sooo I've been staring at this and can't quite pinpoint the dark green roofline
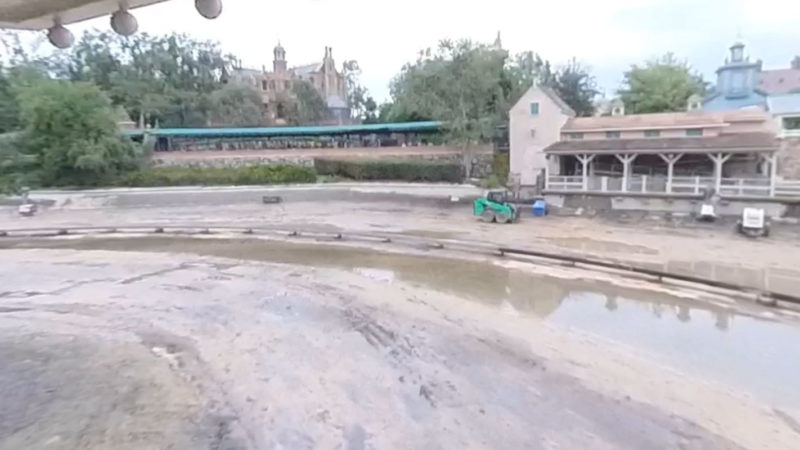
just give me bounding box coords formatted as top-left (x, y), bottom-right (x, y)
top-left (123, 121), bottom-right (442, 138)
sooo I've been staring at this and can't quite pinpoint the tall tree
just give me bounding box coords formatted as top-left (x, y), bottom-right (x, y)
top-left (550, 58), bottom-right (598, 116)
top-left (46, 30), bottom-right (232, 127)
top-left (618, 53), bottom-right (706, 114)
top-left (342, 60), bottom-right (378, 123)
top-left (208, 84), bottom-right (264, 127)
top-left (289, 80), bottom-right (327, 125)
top-left (389, 39), bottom-right (509, 175)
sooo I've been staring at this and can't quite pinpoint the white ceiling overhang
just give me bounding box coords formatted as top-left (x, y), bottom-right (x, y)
top-left (0, 0), bottom-right (169, 30)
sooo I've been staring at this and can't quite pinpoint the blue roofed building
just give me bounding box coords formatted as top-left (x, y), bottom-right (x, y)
top-left (703, 42), bottom-right (768, 111)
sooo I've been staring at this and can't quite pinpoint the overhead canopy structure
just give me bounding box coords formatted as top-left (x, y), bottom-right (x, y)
top-left (0, 0), bottom-right (168, 29)
top-left (124, 121), bottom-right (443, 139)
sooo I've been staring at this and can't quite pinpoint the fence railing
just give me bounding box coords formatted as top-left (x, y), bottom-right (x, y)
top-left (546, 175), bottom-right (794, 198)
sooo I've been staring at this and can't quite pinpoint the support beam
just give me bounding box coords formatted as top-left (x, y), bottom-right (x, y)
top-left (658, 153), bottom-right (684, 194)
top-left (707, 153), bottom-right (732, 194)
top-left (761, 152), bottom-right (778, 197)
top-left (576, 154), bottom-right (595, 191)
top-left (614, 154), bottom-right (637, 192)
top-left (544, 155), bottom-right (551, 191)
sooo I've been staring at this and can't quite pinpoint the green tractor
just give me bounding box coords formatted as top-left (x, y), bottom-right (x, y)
top-left (474, 189), bottom-right (518, 223)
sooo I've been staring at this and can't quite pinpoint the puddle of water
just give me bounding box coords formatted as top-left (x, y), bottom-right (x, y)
top-left (3, 236), bottom-right (800, 410)
top-left (641, 260), bottom-right (800, 298)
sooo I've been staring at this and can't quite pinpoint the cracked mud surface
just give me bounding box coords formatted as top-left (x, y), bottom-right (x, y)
top-left (1, 247), bottom-right (798, 449)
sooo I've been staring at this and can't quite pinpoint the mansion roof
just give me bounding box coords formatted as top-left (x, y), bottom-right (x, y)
top-left (544, 132), bottom-right (777, 155)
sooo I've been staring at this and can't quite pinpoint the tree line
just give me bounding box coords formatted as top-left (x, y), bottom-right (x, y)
top-left (0, 29), bottom-right (762, 191)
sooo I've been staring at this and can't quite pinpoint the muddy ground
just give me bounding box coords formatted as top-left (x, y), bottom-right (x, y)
top-left (2, 247), bottom-right (799, 449)
top-left (2, 189), bottom-right (800, 448)
top-left (3, 197), bottom-right (800, 295)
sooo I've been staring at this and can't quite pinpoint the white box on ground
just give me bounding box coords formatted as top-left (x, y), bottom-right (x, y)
top-left (742, 208), bottom-right (765, 229)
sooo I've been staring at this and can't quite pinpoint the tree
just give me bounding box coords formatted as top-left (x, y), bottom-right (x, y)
top-left (550, 58), bottom-right (598, 116)
top-left (389, 40), bottom-right (509, 175)
top-left (289, 80), bottom-right (327, 125)
top-left (208, 84), bottom-right (264, 127)
top-left (342, 60), bottom-right (378, 123)
top-left (46, 30), bottom-right (232, 127)
top-left (17, 80), bottom-right (142, 187)
top-left (0, 66), bottom-right (20, 133)
top-left (618, 53), bottom-right (706, 114)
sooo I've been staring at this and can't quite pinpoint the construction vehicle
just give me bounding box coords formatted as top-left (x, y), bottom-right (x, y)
top-left (474, 189), bottom-right (518, 223)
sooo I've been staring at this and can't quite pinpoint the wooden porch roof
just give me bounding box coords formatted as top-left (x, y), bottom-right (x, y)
top-left (543, 133), bottom-right (778, 155)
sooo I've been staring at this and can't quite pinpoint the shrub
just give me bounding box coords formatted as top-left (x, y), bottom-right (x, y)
top-left (314, 158), bottom-right (463, 183)
top-left (17, 80), bottom-right (144, 187)
top-left (492, 153), bottom-right (509, 185)
top-left (118, 164), bottom-right (316, 187)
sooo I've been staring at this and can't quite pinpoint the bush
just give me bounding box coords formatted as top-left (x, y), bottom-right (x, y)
top-left (118, 165), bottom-right (317, 187)
top-left (314, 158), bottom-right (463, 183)
top-left (492, 153), bottom-right (509, 185)
top-left (17, 80), bottom-right (144, 187)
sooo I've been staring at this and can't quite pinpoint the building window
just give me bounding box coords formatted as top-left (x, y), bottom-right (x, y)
top-left (644, 130), bottom-right (661, 138)
top-left (566, 132), bottom-right (584, 140)
top-left (530, 102), bottom-right (539, 115)
top-left (269, 81), bottom-right (276, 90)
top-left (686, 129), bottom-right (703, 137)
top-left (530, 129), bottom-right (536, 138)
top-left (606, 131), bottom-right (620, 139)
top-left (261, 80), bottom-right (267, 91)
top-left (784, 117), bottom-right (800, 130)
top-left (285, 81), bottom-right (291, 90)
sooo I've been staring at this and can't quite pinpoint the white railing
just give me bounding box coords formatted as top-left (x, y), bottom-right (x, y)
top-left (779, 129), bottom-right (800, 139)
top-left (546, 175), bottom-right (792, 198)
top-left (775, 180), bottom-right (800, 197)
top-left (547, 175), bottom-right (584, 191)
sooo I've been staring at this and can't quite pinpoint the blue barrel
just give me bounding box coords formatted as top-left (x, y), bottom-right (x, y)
top-left (532, 200), bottom-right (547, 217)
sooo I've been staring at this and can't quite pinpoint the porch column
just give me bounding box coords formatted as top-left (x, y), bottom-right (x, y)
top-left (614, 154), bottom-right (637, 192)
top-left (707, 152), bottom-right (732, 194)
top-left (576, 154), bottom-right (595, 191)
top-left (658, 153), bottom-right (684, 194)
top-left (544, 154), bottom-right (551, 191)
top-left (762, 152), bottom-right (778, 197)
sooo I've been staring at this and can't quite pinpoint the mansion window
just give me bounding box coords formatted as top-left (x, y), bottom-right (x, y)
top-left (566, 132), bottom-right (584, 140)
top-left (261, 80), bottom-right (267, 91)
top-left (644, 130), bottom-right (661, 138)
top-left (605, 131), bottom-right (620, 138)
top-left (530, 102), bottom-right (539, 115)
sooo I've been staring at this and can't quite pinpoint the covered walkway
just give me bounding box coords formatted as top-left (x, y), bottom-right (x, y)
top-left (542, 133), bottom-right (794, 198)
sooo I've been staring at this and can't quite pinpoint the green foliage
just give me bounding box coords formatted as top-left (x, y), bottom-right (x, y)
top-left (17, 79), bottom-right (143, 187)
top-left (491, 153), bottom-right (509, 184)
top-left (290, 80), bottom-right (327, 125)
top-left (343, 60), bottom-right (377, 122)
top-left (618, 53), bottom-right (707, 114)
top-left (314, 158), bottom-right (463, 183)
top-left (0, 132), bottom-right (39, 193)
top-left (47, 30), bottom-right (233, 127)
top-left (388, 40), bottom-right (509, 147)
top-left (208, 84), bottom-right (264, 127)
top-left (119, 165), bottom-right (316, 187)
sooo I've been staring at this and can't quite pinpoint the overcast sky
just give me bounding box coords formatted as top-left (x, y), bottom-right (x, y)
top-left (64, 0), bottom-right (800, 102)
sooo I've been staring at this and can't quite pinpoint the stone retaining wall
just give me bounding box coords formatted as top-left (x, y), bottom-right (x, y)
top-left (151, 146), bottom-right (495, 178)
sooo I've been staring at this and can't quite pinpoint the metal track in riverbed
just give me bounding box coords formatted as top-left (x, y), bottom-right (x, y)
top-left (1, 224), bottom-right (796, 307)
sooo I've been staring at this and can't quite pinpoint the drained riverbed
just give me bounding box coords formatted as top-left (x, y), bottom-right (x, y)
top-left (1, 236), bottom-right (799, 448)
